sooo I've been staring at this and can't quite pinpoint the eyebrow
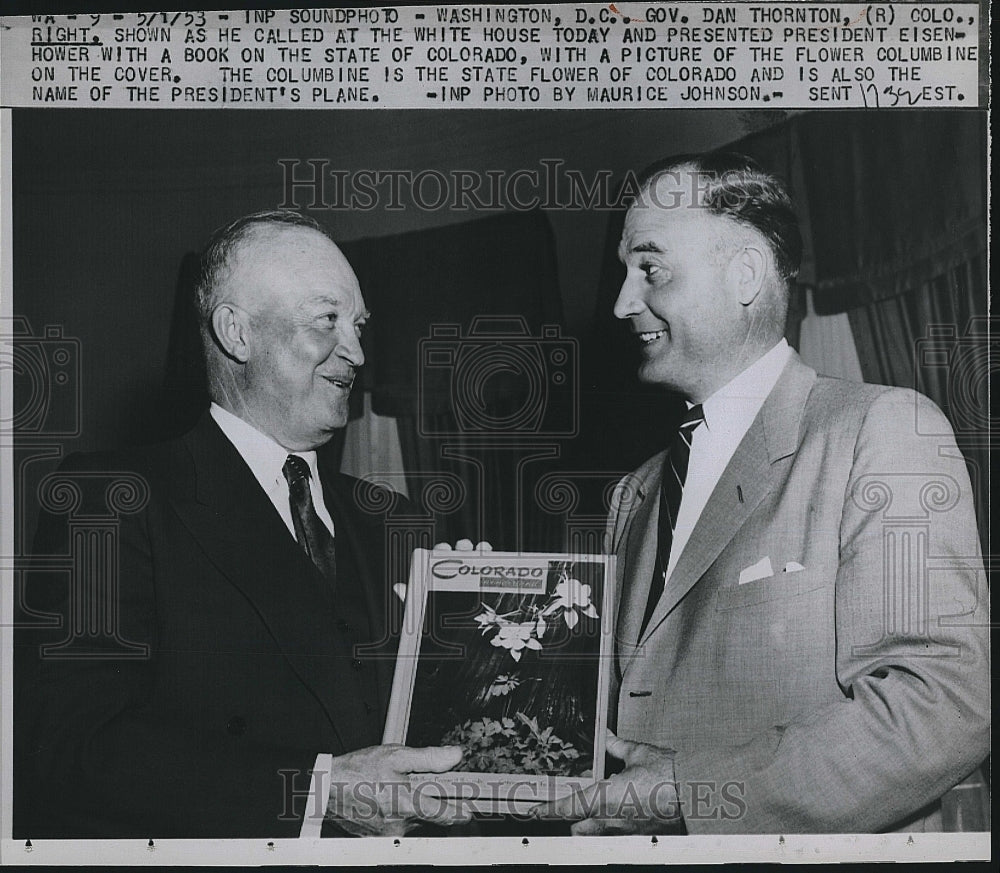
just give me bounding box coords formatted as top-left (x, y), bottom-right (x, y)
top-left (301, 296), bottom-right (370, 319)
top-left (302, 295), bottom-right (339, 308)
top-left (618, 239), bottom-right (666, 261)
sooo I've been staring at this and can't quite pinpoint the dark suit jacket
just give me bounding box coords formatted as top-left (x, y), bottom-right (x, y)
top-left (609, 354), bottom-right (990, 833)
top-left (15, 414), bottom-right (418, 838)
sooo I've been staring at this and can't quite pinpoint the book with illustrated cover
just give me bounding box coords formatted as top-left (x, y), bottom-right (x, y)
top-left (384, 548), bottom-right (615, 813)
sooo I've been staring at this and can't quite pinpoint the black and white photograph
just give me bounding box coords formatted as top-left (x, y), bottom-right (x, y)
top-left (0, 1), bottom-right (991, 865)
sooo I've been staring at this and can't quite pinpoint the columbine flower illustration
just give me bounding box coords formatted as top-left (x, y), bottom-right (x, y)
top-left (472, 563), bottom-right (599, 661)
top-left (490, 622), bottom-right (542, 661)
top-left (474, 604), bottom-right (499, 632)
top-left (543, 576), bottom-right (599, 629)
top-left (486, 674), bottom-right (521, 697)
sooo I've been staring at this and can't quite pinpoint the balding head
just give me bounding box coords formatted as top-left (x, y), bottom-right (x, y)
top-left (615, 154), bottom-right (801, 401)
top-left (635, 152), bottom-right (801, 292)
top-left (196, 210), bottom-right (334, 331)
top-left (196, 211), bottom-right (368, 450)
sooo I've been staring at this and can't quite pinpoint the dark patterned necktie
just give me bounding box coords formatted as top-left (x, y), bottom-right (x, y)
top-left (638, 404), bottom-right (705, 638)
top-left (282, 454), bottom-right (337, 588)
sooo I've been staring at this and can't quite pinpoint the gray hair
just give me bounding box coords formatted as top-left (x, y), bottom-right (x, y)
top-left (635, 152), bottom-right (802, 283)
top-left (194, 209), bottom-right (332, 333)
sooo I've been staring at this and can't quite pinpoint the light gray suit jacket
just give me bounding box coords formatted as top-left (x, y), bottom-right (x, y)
top-left (609, 353), bottom-right (989, 833)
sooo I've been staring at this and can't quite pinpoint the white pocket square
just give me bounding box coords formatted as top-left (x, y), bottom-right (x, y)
top-left (783, 561), bottom-right (805, 573)
top-left (738, 556), bottom-right (773, 585)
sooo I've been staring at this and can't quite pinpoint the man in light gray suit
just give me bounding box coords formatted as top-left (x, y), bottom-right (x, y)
top-left (534, 153), bottom-right (989, 834)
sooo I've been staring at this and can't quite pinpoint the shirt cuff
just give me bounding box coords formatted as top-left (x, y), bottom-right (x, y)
top-left (299, 753), bottom-right (333, 838)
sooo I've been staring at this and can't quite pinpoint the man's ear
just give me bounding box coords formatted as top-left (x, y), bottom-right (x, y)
top-left (211, 302), bottom-right (252, 363)
top-left (731, 244), bottom-right (768, 306)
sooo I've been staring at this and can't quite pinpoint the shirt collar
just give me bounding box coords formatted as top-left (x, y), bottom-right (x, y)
top-left (695, 339), bottom-right (793, 437)
top-left (209, 402), bottom-right (320, 489)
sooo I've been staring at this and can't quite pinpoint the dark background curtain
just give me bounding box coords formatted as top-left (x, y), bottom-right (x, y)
top-left (792, 112), bottom-right (989, 557)
top-left (847, 261), bottom-right (989, 550)
top-left (342, 210), bottom-right (569, 550)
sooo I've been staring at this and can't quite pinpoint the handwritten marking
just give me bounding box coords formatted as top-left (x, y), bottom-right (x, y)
top-left (845, 6), bottom-right (870, 28)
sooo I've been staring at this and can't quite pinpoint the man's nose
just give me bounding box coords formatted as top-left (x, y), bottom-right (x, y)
top-left (613, 275), bottom-right (644, 320)
top-left (336, 331), bottom-right (365, 368)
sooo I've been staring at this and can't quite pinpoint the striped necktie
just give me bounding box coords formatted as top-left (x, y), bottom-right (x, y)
top-left (282, 454), bottom-right (338, 588)
top-left (639, 404), bottom-right (705, 638)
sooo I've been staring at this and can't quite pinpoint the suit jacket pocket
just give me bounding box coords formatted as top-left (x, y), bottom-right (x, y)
top-left (715, 569), bottom-right (826, 611)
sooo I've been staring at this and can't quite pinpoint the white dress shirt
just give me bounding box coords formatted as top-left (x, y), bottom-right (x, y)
top-left (209, 403), bottom-right (335, 538)
top-left (664, 339), bottom-right (793, 582)
top-left (208, 403), bottom-right (335, 837)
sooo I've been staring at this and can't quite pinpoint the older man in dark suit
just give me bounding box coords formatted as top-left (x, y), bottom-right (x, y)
top-left (15, 211), bottom-right (471, 838)
top-left (535, 154), bottom-right (989, 834)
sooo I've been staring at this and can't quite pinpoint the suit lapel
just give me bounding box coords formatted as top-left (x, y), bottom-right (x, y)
top-left (169, 414), bottom-right (357, 751)
top-left (631, 356), bottom-right (818, 647)
top-left (637, 424), bottom-right (772, 644)
top-left (319, 471), bottom-right (400, 718)
top-left (615, 463), bottom-right (660, 657)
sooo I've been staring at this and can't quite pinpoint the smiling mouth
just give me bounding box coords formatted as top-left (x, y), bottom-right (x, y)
top-left (637, 328), bottom-right (667, 345)
top-left (323, 376), bottom-right (354, 390)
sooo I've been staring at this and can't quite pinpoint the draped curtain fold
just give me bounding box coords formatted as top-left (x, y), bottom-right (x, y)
top-left (793, 112), bottom-right (986, 313)
top-left (797, 289), bottom-right (864, 382)
top-left (845, 256), bottom-right (989, 553)
top-left (790, 112), bottom-right (989, 555)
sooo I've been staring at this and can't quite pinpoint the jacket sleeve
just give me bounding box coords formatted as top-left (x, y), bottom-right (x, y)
top-left (672, 389), bottom-right (990, 833)
top-left (15, 453), bottom-right (320, 839)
